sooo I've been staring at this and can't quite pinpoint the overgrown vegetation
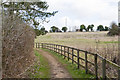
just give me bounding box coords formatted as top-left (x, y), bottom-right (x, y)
top-left (107, 22), bottom-right (120, 36)
top-left (42, 48), bottom-right (95, 78)
top-left (2, 1), bottom-right (57, 78)
top-left (2, 15), bottom-right (35, 78)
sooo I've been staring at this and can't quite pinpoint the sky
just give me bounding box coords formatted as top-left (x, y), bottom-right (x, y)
top-left (41, 0), bottom-right (119, 31)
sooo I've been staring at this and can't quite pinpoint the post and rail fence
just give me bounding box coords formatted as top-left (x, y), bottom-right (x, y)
top-left (35, 43), bottom-right (120, 79)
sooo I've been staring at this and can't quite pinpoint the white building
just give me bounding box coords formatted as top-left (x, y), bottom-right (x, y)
top-left (118, 1), bottom-right (120, 26)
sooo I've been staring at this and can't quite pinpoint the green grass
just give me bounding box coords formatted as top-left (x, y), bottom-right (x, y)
top-left (101, 41), bottom-right (119, 44)
top-left (27, 50), bottom-right (50, 78)
top-left (42, 48), bottom-right (95, 78)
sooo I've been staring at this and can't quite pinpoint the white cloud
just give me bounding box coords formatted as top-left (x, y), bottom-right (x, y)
top-left (42, 0), bottom-right (119, 31)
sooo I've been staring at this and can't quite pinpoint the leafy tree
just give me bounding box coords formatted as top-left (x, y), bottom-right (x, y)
top-left (34, 27), bottom-right (48, 36)
top-left (87, 24), bottom-right (94, 32)
top-left (104, 26), bottom-right (109, 31)
top-left (107, 22), bottom-right (120, 36)
top-left (34, 29), bottom-right (41, 36)
top-left (80, 24), bottom-right (86, 32)
top-left (2, 2), bottom-right (58, 28)
top-left (90, 24), bottom-right (94, 31)
top-left (87, 25), bottom-right (91, 31)
top-left (50, 26), bottom-right (59, 32)
top-left (41, 27), bottom-right (45, 31)
top-left (45, 30), bottom-right (48, 34)
top-left (62, 27), bottom-right (67, 32)
top-left (97, 25), bottom-right (104, 31)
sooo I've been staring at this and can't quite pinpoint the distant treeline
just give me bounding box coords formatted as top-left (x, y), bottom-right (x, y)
top-left (34, 22), bottom-right (120, 36)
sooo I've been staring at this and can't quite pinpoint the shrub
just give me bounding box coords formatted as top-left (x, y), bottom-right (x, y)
top-left (107, 22), bottom-right (120, 36)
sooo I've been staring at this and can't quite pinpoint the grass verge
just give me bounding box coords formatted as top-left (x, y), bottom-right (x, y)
top-left (26, 50), bottom-right (50, 78)
top-left (42, 48), bottom-right (95, 78)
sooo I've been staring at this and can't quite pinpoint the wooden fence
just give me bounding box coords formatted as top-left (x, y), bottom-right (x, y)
top-left (36, 43), bottom-right (120, 79)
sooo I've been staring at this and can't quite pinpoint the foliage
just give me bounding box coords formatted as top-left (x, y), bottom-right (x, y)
top-left (2, 15), bottom-right (35, 78)
top-left (2, 1), bottom-right (58, 28)
top-left (50, 26), bottom-right (60, 32)
top-left (97, 25), bottom-right (104, 31)
top-left (87, 24), bottom-right (94, 32)
top-left (80, 24), bottom-right (87, 32)
top-left (62, 27), bottom-right (68, 32)
top-left (34, 27), bottom-right (48, 37)
top-left (104, 26), bottom-right (109, 31)
top-left (107, 22), bottom-right (120, 36)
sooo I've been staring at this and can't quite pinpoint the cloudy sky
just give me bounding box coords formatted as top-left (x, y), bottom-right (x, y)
top-left (42, 0), bottom-right (119, 31)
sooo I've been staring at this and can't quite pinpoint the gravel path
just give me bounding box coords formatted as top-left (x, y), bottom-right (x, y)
top-left (36, 49), bottom-right (71, 78)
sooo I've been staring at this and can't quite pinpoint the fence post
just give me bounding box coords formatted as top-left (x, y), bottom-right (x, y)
top-left (61, 46), bottom-right (62, 56)
top-left (64, 46), bottom-right (65, 59)
top-left (56, 45), bottom-right (57, 52)
top-left (56, 45), bottom-right (58, 53)
top-left (77, 49), bottom-right (79, 69)
top-left (94, 54), bottom-right (98, 79)
top-left (72, 48), bottom-right (74, 64)
top-left (52, 44), bottom-right (54, 51)
top-left (68, 47), bottom-right (69, 61)
top-left (38, 43), bottom-right (40, 48)
top-left (58, 45), bottom-right (59, 53)
top-left (36, 43), bottom-right (37, 48)
top-left (102, 59), bottom-right (106, 79)
top-left (49, 44), bottom-right (51, 51)
top-left (54, 44), bottom-right (55, 52)
top-left (42, 43), bottom-right (43, 48)
top-left (85, 51), bottom-right (88, 74)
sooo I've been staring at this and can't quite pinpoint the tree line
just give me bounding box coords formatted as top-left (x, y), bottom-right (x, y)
top-left (49, 24), bottom-right (109, 33)
top-left (34, 22), bottom-right (119, 36)
top-left (79, 24), bottom-right (109, 32)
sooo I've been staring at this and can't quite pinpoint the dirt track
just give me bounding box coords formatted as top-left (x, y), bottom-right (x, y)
top-left (36, 49), bottom-right (71, 78)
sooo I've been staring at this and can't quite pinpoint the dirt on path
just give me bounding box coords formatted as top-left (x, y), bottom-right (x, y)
top-left (36, 49), bottom-right (71, 78)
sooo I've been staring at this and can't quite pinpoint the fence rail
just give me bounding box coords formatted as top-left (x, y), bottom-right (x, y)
top-left (36, 43), bottom-right (120, 79)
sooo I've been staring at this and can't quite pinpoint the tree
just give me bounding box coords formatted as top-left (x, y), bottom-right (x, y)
top-left (90, 24), bottom-right (94, 31)
top-left (50, 26), bottom-right (59, 32)
top-left (34, 27), bottom-right (48, 36)
top-left (97, 25), bottom-right (104, 31)
top-left (80, 24), bottom-right (86, 32)
top-left (87, 25), bottom-right (91, 31)
top-left (62, 27), bottom-right (67, 32)
top-left (2, 1), bottom-right (58, 28)
top-left (34, 29), bottom-right (41, 36)
top-left (104, 26), bottom-right (109, 31)
top-left (41, 27), bottom-right (45, 31)
top-left (107, 22), bottom-right (120, 36)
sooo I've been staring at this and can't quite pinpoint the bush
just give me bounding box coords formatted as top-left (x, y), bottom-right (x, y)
top-left (2, 15), bottom-right (35, 78)
top-left (107, 22), bottom-right (120, 36)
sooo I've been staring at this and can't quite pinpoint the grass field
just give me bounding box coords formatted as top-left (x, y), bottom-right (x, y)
top-left (35, 31), bottom-right (118, 78)
top-left (35, 31), bottom-right (118, 62)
